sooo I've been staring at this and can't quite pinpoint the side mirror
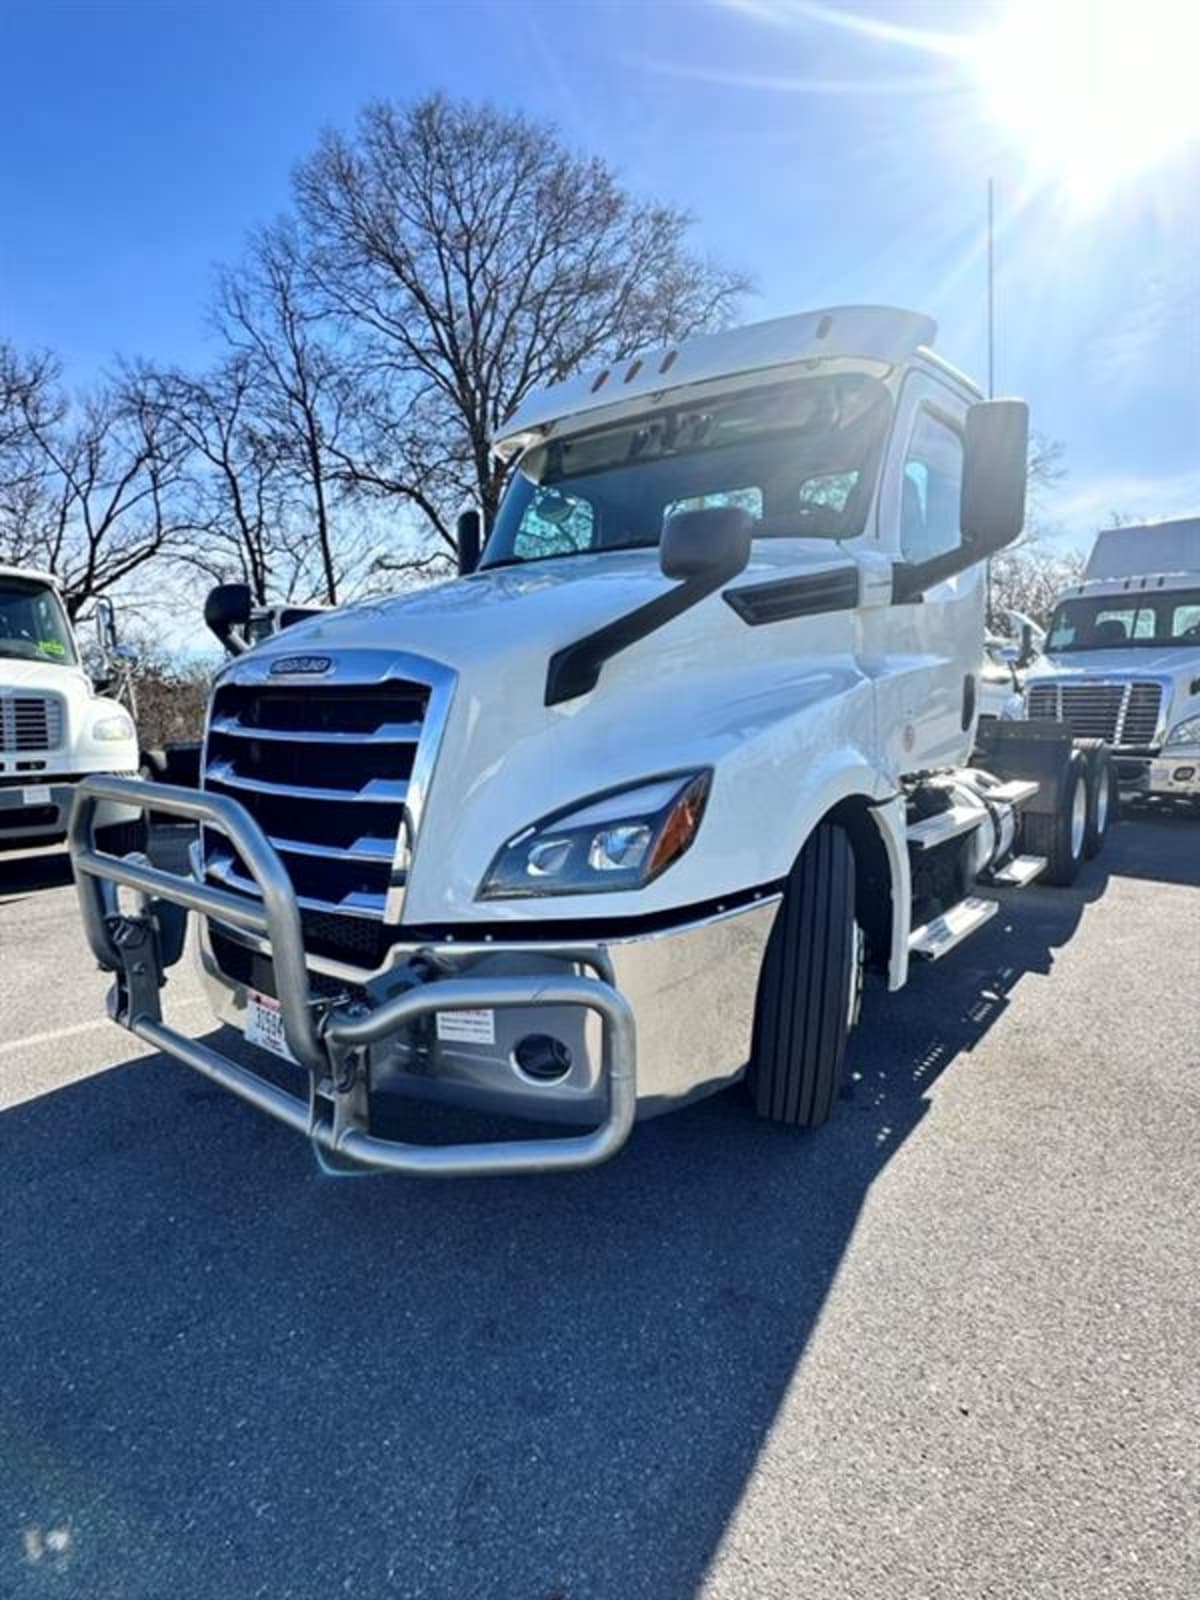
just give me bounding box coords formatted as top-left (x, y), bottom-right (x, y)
top-left (660, 504), bottom-right (754, 583)
top-left (457, 508), bottom-right (482, 576)
top-left (962, 399), bottom-right (1029, 556)
top-left (94, 597), bottom-right (118, 657)
top-left (1016, 620), bottom-right (1038, 669)
top-left (204, 582), bottom-right (254, 655)
top-left (894, 399), bottom-right (1029, 603)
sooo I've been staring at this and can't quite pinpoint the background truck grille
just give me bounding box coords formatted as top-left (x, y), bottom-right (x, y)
top-left (0, 694), bottom-right (64, 753)
top-left (202, 673), bottom-right (445, 967)
top-left (1026, 681), bottom-right (1163, 749)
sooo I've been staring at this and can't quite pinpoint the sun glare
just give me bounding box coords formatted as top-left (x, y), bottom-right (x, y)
top-left (975, 0), bottom-right (1200, 212)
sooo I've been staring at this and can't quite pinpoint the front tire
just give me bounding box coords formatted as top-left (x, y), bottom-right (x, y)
top-left (747, 823), bottom-right (858, 1129)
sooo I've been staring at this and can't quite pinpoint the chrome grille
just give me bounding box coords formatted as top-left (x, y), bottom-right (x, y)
top-left (0, 694), bottom-right (64, 753)
top-left (201, 657), bottom-right (453, 969)
top-left (1025, 680), bottom-right (1164, 749)
top-left (1121, 682), bottom-right (1163, 747)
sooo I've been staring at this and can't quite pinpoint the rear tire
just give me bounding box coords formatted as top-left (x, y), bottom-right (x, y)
top-left (747, 823), bottom-right (858, 1129)
top-left (1023, 749), bottom-right (1088, 886)
top-left (1078, 740), bottom-right (1114, 858)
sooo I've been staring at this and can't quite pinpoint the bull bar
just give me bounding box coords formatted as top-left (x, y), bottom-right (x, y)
top-left (68, 775), bottom-right (637, 1177)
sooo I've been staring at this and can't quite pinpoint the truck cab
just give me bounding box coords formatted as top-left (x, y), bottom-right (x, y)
top-left (1025, 518), bottom-right (1200, 805)
top-left (0, 567), bottom-right (142, 852)
top-left (69, 306), bottom-right (1104, 1178)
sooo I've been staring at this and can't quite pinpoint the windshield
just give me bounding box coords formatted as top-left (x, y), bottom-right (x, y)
top-left (483, 372), bottom-right (892, 567)
top-left (0, 578), bottom-right (78, 666)
top-left (1047, 591), bottom-right (1200, 652)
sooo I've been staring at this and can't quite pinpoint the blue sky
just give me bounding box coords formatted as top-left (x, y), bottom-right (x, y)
top-left (4, 0), bottom-right (1199, 543)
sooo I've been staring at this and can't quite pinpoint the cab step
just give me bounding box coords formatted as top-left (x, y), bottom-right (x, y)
top-left (909, 895), bottom-right (998, 961)
top-left (980, 777), bottom-right (1039, 807)
top-left (986, 853), bottom-right (1047, 888)
top-left (906, 803), bottom-right (984, 850)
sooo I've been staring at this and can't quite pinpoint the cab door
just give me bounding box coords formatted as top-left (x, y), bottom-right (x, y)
top-left (859, 373), bottom-right (985, 781)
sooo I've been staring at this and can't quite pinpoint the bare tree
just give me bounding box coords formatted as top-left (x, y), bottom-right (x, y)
top-left (293, 95), bottom-right (749, 549)
top-left (214, 224), bottom-right (365, 603)
top-left (0, 353), bottom-right (193, 616)
top-left (131, 357), bottom-right (292, 604)
top-left (989, 434), bottom-right (1079, 628)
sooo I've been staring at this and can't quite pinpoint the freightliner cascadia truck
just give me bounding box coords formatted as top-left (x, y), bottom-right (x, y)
top-left (1026, 517), bottom-right (1200, 808)
top-left (69, 306), bottom-right (1112, 1178)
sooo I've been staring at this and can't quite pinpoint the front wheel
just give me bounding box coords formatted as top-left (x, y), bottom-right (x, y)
top-left (747, 823), bottom-right (859, 1129)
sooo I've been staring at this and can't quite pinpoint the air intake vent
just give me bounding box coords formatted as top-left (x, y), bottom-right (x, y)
top-left (0, 695), bottom-right (64, 753)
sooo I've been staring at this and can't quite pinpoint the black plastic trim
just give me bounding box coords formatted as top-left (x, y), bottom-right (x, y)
top-left (723, 567), bottom-right (860, 626)
top-left (545, 567), bottom-right (733, 706)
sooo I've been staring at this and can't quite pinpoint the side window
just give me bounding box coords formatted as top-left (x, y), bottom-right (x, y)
top-left (797, 470), bottom-right (858, 513)
top-left (513, 487), bottom-right (595, 560)
top-left (664, 486), bottom-right (762, 520)
top-left (901, 409), bottom-right (964, 563)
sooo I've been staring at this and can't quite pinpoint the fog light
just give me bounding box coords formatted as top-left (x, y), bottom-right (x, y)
top-left (1173, 767), bottom-right (1195, 782)
top-left (513, 1034), bottom-right (573, 1083)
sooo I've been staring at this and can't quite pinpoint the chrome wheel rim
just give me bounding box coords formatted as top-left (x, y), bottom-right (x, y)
top-left (1095, 770), bottom-right (1110, 835)
top-left (1071, 777), bottom-right (1087, 858)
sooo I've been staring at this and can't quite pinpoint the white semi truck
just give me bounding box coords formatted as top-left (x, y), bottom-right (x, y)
top-left (1025, 517), bottom-right (1200, 807)
top-left (70, 306), bottom-right (1111, 1177)
top-left (0, 567), bottom-right (143, 853)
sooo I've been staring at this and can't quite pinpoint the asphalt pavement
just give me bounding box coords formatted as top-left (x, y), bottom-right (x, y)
top-left (1, 813), bottom-right (1197, 1599)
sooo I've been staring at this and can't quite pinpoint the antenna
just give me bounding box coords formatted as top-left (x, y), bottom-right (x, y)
top-left (987, 177), bottom-right (995, 400)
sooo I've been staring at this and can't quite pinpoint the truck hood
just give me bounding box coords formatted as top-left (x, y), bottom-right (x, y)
top-left (221, 541), bottom-right (887, 923)
top-left (242, 544), bottom-right (857, 679)
top-left (0, 657), bottom-right (87, 694)
top-left (1031, 646), bottom-right (1200, 680)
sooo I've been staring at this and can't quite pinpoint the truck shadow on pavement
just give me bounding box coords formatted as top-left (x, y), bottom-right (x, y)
top-left (0, 845), bottom-right (73, 901)
top-left (1, 850), bottom-right (1115, 1600)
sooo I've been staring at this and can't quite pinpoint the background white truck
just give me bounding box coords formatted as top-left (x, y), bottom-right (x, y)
top-left (70, 305), bottom-right (1111, 1177)
top-left (0, 567), bottom-right (143, 852)
top-left (1026, 517), bottom-right (1200, 807)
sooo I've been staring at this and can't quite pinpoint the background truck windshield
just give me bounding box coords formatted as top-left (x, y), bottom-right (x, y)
top-left (0, 578), bottom-right (79, 666)
top-left (1047, 591), bottom-right (1200, 651)
top-left (483, 371), bottom-right (892, 567)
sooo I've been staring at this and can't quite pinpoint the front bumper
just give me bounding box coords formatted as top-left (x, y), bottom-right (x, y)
top-left (0, 774), bottom-right (138, 844)
top-left (1114, 752), bottom-right (1200, 801)
top-left (69, 775), bottom-right (778, 1177)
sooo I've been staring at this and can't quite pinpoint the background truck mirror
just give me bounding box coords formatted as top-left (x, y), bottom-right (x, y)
top-left (94, 596), bottom-right (119, 657)
top-left (204, 582), bottom-right (254, 655)
top-left (457, 508), bottom-right (482, 575)
top-left (961, 399), bottom-right (1029, 556)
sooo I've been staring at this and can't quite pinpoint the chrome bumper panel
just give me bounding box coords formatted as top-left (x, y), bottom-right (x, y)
top-left (0, 776), bottom-right (139, 842)
top-left (69, 776), bottom-right (773, 1176)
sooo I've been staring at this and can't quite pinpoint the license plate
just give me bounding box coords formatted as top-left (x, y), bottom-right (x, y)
top-left (22, 785), bottom-right (52, 805)
top-left (244, 990), bottom-right (295, 1063)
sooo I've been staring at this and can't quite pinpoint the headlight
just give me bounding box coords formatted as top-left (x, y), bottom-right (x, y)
top-left (479, 771), bottom-right (711, 899)
top-left (1164, 714), bottom-right (1200, 749)
top-left (91, 712), bottom-right (135, 742)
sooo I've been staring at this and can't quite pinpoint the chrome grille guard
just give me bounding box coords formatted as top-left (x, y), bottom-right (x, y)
top-left (69, 775), bottom-right (637, 1177)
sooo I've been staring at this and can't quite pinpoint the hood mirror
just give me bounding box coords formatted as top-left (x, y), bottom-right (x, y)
top-left (660, 504), bottom-right (754, 584)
